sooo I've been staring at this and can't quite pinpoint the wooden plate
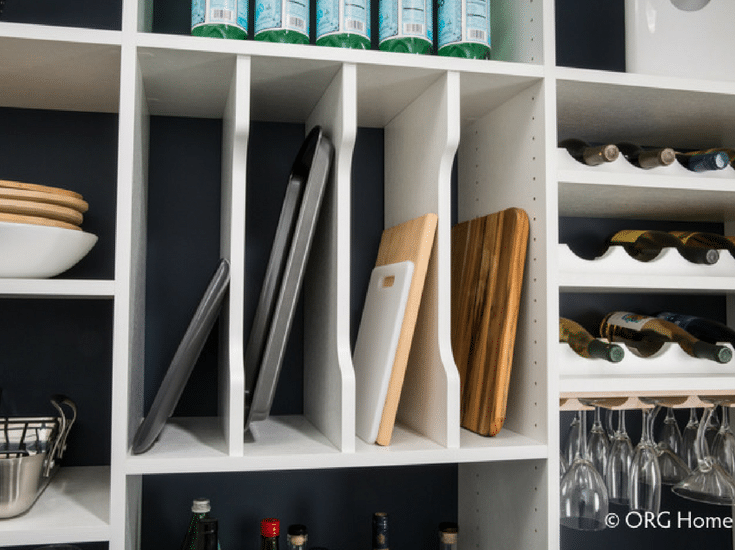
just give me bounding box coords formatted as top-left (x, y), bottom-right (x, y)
top-left (0, 212), bottom-right (81, 231)
top-left (0, 187), bottom-right (89, 213)
top-left (0, 179), bottom-right (84, 201)
top-left (0, 198), bottom-right (83, 226)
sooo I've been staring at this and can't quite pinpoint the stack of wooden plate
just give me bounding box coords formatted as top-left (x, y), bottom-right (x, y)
top-left (0, 179), bottom-right (89, 231)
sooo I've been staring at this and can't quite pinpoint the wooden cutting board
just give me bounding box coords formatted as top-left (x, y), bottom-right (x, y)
top-left (0, 198), bottom-right (83, 226)
top-left (451, 207), bottom-right (529, 436)
top-left (0, 179), bottom-right (84, 201)
top-left (0, 187), bottom-right (89, 213)
top-left (373, 213), bottom-right (438, 446)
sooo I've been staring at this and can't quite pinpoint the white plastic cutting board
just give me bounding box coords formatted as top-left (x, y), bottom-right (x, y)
top-left (354, 260), bottom-right (415, 444)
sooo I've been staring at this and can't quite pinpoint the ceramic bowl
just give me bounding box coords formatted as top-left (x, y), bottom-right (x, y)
top-left (0, 221), bottom-right (98, 278)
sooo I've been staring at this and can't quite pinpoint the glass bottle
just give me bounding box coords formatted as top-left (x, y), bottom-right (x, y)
top-left (197, 518), bottom-right (219, 550)
top-left (191, 0), bottom-right (248, 39)
top-left (616, 142), bottom-right (676, 169)
top-left (559, 317), bottom-right (624, 362)
top-left (254, 0), bottom-right (309, 44)
top-left (608, 229), bottom-right (719, 264)
top-left (437, 0), bottom-right (490, 59)
top-left (315, 0), bottom-right (370, 49)
top-left (657, 312), bottom-right (735, 348)
top-left (559, 139), bottom-right (619, 166)
top-left (669, 231), bottom-right (735, 260)
top-left (379, 0), bottom-right (432, 53)
top-left (181, 498), bottom-right (218, 550)
top-left (372, 512), bottom-right (389, 550)
top-left (599, 311), bottom-right (732, 363)
top-left (676, 149), bottom-right (730, 172)
top-left (286, 524), bottom-right (307, 549)
top-left (261, 518), bottom-right (280, 550)
top-left (437, 522), bottom-right (458, 550)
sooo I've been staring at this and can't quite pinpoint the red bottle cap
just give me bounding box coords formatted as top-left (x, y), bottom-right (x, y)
top-left (261, 518), bottom-right (280, 537)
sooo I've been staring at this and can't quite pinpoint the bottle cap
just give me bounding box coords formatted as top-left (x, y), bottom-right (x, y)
top-left (438, 521), bottom-right (458, 544)
top-left (262, 518), bottom-right (280, 537)
top-left (602, 144), bottom-right (620, 162)
top-left (191, 498), bottom-right (211, 514)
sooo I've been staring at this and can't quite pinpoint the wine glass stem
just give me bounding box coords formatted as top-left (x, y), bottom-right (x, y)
top-left (619, 408), bottom-right (626, 435)
top-left (577, 409), bottom-right (587, 460)
top-left (696, 408), bottom-right (712, 465)
top-left (722, 406), bottom-right (730, 431)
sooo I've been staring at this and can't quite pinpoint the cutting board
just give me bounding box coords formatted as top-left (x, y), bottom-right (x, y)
top-left (451, 207), bottom-right (529, 436)
top-left (354, 261), bottom-right (415, 444)
top-left (373, 213), bottom-right (438, 446)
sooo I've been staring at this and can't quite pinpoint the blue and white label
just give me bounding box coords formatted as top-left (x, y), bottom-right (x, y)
top-left (438, 0), bottom-right (490, 48)
top-left (379, 0), bottom-right (432, 43)
top-left (256, 0), bottom-right (309, 36)
top-left (192, 0), bottom-right (248, 33)
top-left (316, 0), bottom-right (370, 39)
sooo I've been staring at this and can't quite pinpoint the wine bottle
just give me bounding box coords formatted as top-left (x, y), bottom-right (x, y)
top-left (438, 522), bottom-right (458, 550)
top-left (261, 518), bottom-right (280, 550)
top-left (657, 312), bottom-right (735, 347)
top-left (669, 231), bottom-right (735, 259)
top-left (676, 149), bottom-right (730, 172)
top-left (286, 524), bottom-right (307, 550)
top-left (559, 139), bottom-right (619, 166)
top-left (599, 311), bottom-right (732, 363)
top-left (372, 512), bottom-right (389, 550)
top-left (608, 229), bottom-right (719, 264)
top-left (197, 518), bottom-right (219, 550)
top-left (559, 318), bottom-right (624, 362)
top-left (181, 498), bottom-right (220, 550)
top-left (616, 142), bottom-right (676, 169)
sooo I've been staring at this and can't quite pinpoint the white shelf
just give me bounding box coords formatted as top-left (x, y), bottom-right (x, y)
top-left (0, 279), bottom-right (115, 298)
top-left (0, 466), bottom-right (110, 546)
top-left (0, 25), bottom-right (121, 113)
top-left (124, 416), bottom-right (547, 474)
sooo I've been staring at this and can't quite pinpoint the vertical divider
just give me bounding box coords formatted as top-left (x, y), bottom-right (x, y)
top-left (303, 63), bottom-right (358, 453)
top-left (384, 71), bottom-right (461, 449)
top-left (112, 41), bottom-right (149, 550)
top-left (220, 55), bottom-right (250, 457)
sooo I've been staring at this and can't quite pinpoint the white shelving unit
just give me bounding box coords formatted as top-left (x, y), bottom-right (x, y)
top-left (2, 0), bottom-right (734, 548)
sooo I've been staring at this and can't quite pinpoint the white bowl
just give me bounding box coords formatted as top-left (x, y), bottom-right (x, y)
top-left (0, 221), bottom-right (98, 278)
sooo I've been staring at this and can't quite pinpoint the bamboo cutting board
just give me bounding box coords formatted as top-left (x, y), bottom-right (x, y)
top-left (451, 207), bottom-right (529, 436)
top-left (373, 213), bottom-right (438, 446)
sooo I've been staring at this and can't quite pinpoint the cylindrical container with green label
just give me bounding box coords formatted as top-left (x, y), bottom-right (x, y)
top-left (192, 0), bottom-right (248, 39)
top-left (255, 0), bottom-right (309, 43)
top-left (438, 0), bottom-right (490, 58)
top-left (379, 0), bottom-right (432, 54)
top-left (316, 0), bottom-right (371, 49)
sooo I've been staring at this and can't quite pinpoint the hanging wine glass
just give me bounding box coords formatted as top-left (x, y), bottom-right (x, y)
top-left (606, 409), bottom-right (634, 505)
top-left (705, 406), bottom-right (720, 451)
top-left (587, 406), bottom-right (610, 477)
top-left (560, 409), bottom-right (609, 530)
top-left (560, 451), bottom-right (568, 479)
top-left (628, 403), bottom-right (661, 514)
top-left (657, 407), bottom-right (683, 459)
top-left (642, 401), bottom-right (690, 485)
top-left (564, 413), bottom-right (581, 466)
top-left (673, 401), bottom-right (735, 506)
top-left (682, 408), bottom-right (700, 471)
top-left (711, 405), bottom-right (735, 476)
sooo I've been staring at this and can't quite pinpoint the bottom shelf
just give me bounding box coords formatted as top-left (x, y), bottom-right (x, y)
top-left (126, 416), bottom-right (547, 474)
top-left (0, 465), bottom-right (110, 546)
